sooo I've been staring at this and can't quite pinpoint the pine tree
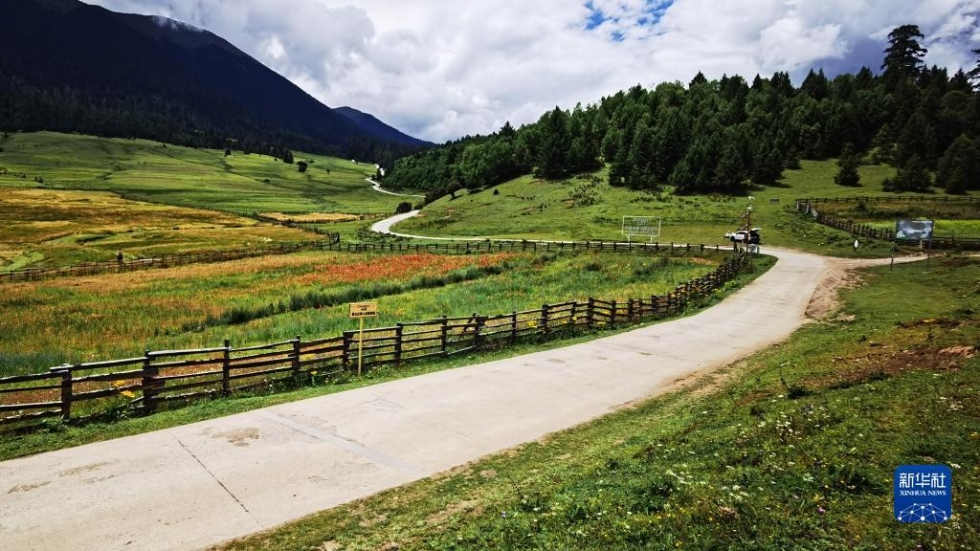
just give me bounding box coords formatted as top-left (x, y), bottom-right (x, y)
top-left (936, 134), bottom-right (980, 194)
top-left (895, 109), bottom-right (938, 168)
top-left (967, 48), bottom-right (980, 90)
top-left (834, 143), bottom-right (861, 186)
top-left (882, 25), bottom-right (927, 81)
top-left (534, 107), bottom-right (570, 178)
top-left (886, 154), bottom-right (932, 192)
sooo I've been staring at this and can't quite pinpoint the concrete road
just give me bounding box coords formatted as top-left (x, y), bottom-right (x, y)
top-left (0, 248), bottom-right (828, 551)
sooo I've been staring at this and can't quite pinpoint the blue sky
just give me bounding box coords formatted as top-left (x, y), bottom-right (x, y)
top-left (585, 0), bottom-right (675, 32)
top-left (85, 0), bottom-right (980, 142)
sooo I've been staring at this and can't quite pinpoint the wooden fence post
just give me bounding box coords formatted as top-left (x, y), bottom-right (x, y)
top-left (394, 324), bottom-right (404, 364)
top-left (610, 300), bottom-right (617, 325)
top-left (510, 312), bottom-right (518, 341)
top-left (142, 351), bottom-right (158, 415)
top-left (291, 336), bottom-right (302, 384)
top-left (222, 339), bottom-right (231, 395)
top-left (440, 315), bottom-right (449, 355)
top-left (587, 298), bottom-right (595, 328)
top-left (627, 299), bottom-right (635, 322)
top-left (342, 332), bottom-right (352, 369)
top-left (57, 365), bottom-right (72, 420)
top-left (474, 315), bottom-right (485, 348)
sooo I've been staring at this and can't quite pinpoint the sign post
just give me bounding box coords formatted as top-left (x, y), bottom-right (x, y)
top-left (349, 302), bottom-right (378, 376)
top-left (895, 219), bottom-right (935, 271)
top-left (622, 216), bottom-right (661, 243)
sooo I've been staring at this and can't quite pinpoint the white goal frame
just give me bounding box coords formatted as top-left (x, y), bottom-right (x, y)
top-left (622, 216), bottom-right (661, 243)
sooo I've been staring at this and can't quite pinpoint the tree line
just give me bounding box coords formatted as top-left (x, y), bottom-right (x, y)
top-left (383, 25), bottom-right (980, 200)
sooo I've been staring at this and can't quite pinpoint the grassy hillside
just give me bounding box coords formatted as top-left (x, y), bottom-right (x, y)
top-left (3, 132), bottom-right (967, 260)
top-left (395, 161), bottom-right (965, 257)
top-left (0, 131), bottom-right (404, 214)
top-left (216, 255), bottom-right (980, 551)
top-left (0, 131), bottom-right (415, 267)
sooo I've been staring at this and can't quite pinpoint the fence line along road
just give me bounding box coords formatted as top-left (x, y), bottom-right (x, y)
top-left (0, 249), bottom-right (749, 433)
top-left (795, 198), bottom-right (980, 250)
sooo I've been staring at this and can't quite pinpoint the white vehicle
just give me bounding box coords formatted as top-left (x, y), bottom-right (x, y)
top-left (724, 228), bottom-right (761, 253)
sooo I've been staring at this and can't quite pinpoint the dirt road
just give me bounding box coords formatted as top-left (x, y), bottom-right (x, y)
top-left (0, 248), bottom-right (910, 551)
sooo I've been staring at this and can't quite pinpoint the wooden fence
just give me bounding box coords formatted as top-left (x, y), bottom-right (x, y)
top-left (795, 199), bottom-right (980, 250)
top-left (0, 236), bottom-right (340, 283)
top-left (322, 240), bottom-right (735, 255)
top-left (795, 196), bottom-right (980, 206)
top-left (0, 252), bottom-right (748, 432)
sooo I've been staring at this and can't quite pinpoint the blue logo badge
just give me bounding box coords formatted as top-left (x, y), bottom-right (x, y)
top-left (894, 465), bottom-right (952, 523)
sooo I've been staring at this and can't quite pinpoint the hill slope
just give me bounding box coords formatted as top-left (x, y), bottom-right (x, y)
top-left (0, 0), bottom-right (423, 156)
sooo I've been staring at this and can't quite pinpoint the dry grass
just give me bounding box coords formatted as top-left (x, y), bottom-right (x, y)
top-left (260, 212), bottom-right (361, 223)
top-left (0, 188), bottom-right (313, 268)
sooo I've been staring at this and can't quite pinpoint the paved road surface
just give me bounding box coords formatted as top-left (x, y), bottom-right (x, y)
top-left (371, 210), bottom-right (489, 240)
top-left (0, 248), bottom-right (829, 551)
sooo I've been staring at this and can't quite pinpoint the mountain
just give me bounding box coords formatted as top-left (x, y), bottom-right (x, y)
top-left (0, 0), bottom-right (425, 157)
top-left (336, 106), bottom-right (428, 147)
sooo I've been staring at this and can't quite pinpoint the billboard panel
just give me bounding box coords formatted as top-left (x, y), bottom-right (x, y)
top-left (895, 219), bottom-right (934, 241)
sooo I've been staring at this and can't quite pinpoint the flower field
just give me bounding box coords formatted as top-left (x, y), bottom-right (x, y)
top-left (0, 249), bottom-right (720, 376)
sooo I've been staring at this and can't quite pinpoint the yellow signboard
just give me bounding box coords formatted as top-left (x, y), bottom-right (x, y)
top-left (349, 302), bottom-right (378, 318)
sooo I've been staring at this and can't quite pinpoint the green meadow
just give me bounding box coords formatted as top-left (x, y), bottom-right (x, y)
top-left (0, 131), bottom-right (417, 267)
top-left (394, 161), bottom-right (961, 257)
top-left (0, 131), bottom-right (405, 214)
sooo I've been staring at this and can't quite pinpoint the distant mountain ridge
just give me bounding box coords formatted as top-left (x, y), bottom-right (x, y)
top-left (335, 106), bottom-right (426, 147)
top-left (0, 0), bottom-right (427, 156)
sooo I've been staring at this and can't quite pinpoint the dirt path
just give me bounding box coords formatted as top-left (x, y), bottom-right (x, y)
top-left (805, 255), bottom-right (922, 319)
top-left (0, 247), bottom-right (922, 551)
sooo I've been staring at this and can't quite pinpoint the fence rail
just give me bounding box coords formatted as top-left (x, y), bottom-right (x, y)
top-left (0, 237), bottom-right (340, 283)
top-left (795, 196), bottom-right (980, 205)
top-left (795, 199), bottom-right (980, 250)
top-left (0, 250), bottom-right (749, 433)
top-left (322, 240), bottom-right (733, 256)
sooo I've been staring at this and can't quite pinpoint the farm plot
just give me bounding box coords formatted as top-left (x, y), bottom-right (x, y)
top-left (0, 188), bottom-right (314, 269)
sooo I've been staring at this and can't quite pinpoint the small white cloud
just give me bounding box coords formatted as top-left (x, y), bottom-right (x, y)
top-left (262, 35), bottom-right (286, 61)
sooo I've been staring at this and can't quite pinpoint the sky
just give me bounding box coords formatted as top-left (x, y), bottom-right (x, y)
top-left (84, 0), bottom-right (980, 143)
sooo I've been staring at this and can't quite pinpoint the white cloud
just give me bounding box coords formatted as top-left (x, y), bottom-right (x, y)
top-left (85, 0), bottom-right (980, 142)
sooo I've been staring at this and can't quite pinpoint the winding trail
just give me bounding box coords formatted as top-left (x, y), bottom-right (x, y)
top-left (0, 215), bottom-right (915, 551)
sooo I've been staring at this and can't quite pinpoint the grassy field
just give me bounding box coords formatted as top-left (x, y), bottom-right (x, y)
top-left (395, 161), bottom-right (969, 257)
top-left (1, 132), bottom-right (967, 261)
top-left (0, 188), bottom-right (317, 268)
top-left (214, 255), bottom-right (980, 551)
top-left (0, 131), bottom-right (405, 214)
top-left (0, 249), bottom-right (720, 376)
top-left (0, 131), bottom-right (416, 267)
top-left (817, 199), bottom-right (980, 238)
